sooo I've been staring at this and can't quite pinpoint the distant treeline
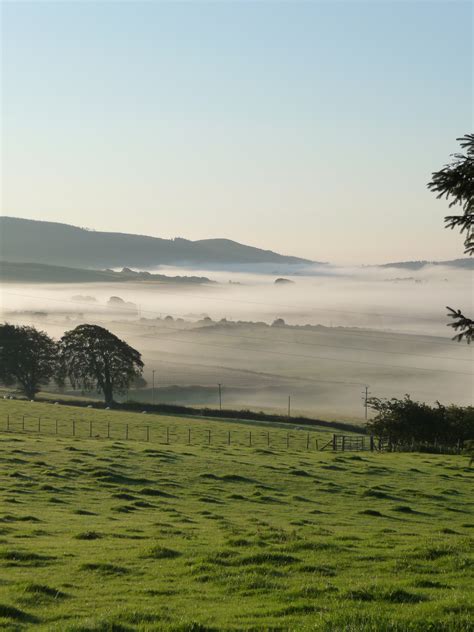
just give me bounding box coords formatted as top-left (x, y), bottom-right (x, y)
top-left (0, 261), bottom-right (213, 285)
top-left (377, 258), bottom-right (474, 270)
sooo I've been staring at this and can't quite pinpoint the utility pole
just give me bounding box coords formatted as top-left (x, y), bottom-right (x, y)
top-left (288, 395), bottom-right (291, 419)
top-left (152, 370), bottom-right (156, 406)
top-left (362, 385), bottom-right (370, 420)
top-left (218, 383), bottom-right (222, 411)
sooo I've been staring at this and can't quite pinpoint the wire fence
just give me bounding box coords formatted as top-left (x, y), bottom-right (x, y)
top-left (1, 414), bottom-right (338, 451)
top-left (1, 415), bottom-right (465, 455)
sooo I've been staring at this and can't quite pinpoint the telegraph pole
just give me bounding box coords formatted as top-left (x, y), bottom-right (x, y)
top-left (362, 385), bottom-right (370, 420)
top-left (152, 370), bottom-right (156, 406)
top-left (218, 383), bottom-right (222, 411)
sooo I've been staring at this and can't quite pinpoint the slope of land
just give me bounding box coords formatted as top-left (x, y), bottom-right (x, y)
top-left (0, 217), bottom-right (312, 268)
top-left (0, 400), bottom-right (472, 631)
top-left (0, 261), bottom-right (214, 285)
top-left (120, 318), bottom-right (473, 416)
top-left (377, 258), bottom-right (474, 270)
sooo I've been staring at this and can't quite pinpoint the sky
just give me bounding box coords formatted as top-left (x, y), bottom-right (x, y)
top-left (1, 0), bottom-right (472, 264)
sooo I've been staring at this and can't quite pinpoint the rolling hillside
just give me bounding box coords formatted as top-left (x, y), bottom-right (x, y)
top-left (0, 399), bottom-right (472, 631)
top-left (0, 217), bottom-right (312, 269)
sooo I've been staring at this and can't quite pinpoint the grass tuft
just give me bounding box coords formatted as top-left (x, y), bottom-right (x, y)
top-left (144, 545), bottom-right (181, 560)
top-left (0, 602), bottom-right (39, 622)
top-left (80, 562), bottom-right (130, 575)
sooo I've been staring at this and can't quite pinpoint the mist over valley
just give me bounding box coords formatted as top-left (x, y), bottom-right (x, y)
top-left (2, 256), bottom-right (471, 419)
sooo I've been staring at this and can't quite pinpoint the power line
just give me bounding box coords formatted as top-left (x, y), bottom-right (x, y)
top-left (128, 356), bottom-right (368, 388)
top-left (361, 385), bottom-right (371, 420)
top-left (147, 316), bottom-right (471, 351)
top-left (157, 324), bottom-right (472, 363)
top-left (21, 310), bottom-right (472, 376)
top-left (142, 333), bottom-right (473, 377)
top-left (1, 312), bottom-right (368, 386)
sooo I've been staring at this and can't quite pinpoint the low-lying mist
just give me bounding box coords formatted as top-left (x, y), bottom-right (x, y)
top-left (1, 263), bottom-right (472, 420)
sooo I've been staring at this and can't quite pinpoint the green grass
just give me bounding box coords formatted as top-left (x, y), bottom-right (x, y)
top-left (0, 400), bottom-right (472, 631)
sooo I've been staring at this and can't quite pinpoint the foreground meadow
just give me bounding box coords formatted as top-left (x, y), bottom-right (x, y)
top-left (0, 402), bottom-right (472, 631)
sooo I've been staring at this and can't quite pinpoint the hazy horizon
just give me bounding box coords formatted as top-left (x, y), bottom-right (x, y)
top-left (2, 1), bottom-right (472, 263)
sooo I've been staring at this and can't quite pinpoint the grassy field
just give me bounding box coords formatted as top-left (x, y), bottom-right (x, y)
top-left (0, 401), bottom-right (472, 631)
top-left (0, 399), bottom-right (339, 450)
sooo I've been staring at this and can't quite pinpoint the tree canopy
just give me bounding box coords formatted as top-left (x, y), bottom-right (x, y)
top-left (428, 133), bottom-right (474, 255)
top-left (59, 324), bottom-right (143, 405)
top-left (0, 323), bottom-right (59, 399)
top-left (367, 395), bottom-right (474, 448)
top-left (428, 133), bottom-right (473, 343)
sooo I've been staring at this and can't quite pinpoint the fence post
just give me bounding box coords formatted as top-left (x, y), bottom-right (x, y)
top-left (267, 431), bottom-right (270, 447)
top-left (227, 430), bottom-right (231, 446)
top-left (342, 436), bottom-right (345, 452)
top-left (188, 428), bottom-right (191, 445)
top-left (370, 435), bottom-right (374, 451)
top-left (22, 416), bottom-right (25, 431)
top-left (286, 433), bottom-right (289, 449)
top-left (306, 433), bottom-right (310, 450)
top-left (38, 417), bottom-right (41, 433)
top-left (125, 424), bottom-right (129, 440)
top-left (89, 420), bottom-right (93, 438)
top-left (166, 427), bottom-right (170, 445)
top-left (107, 421), bottom-right (110, 439)
top-left (146, 426), bottom-right (150, 442)
top-left (6, 415), bottom-right (9, 431)
top-left (72, 420), bottom-right (76, 437)
top-left (249, 431), bottom-right (252, 447)
top-left (208, 429), bottom-right (211, 445)
top-left (55, 419), bottom-right (58, 435)
top-left (315, 439), bottom-right (319, 451)
top-left (332, 434), bottom-right (336, 451)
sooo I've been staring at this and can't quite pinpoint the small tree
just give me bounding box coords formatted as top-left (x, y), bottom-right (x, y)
top-left (0, 323), bottom-right (59, 399)
top-left (428, 133), bottom-right (473, 342)
top-left (59, 324), bottom-right (143, 405)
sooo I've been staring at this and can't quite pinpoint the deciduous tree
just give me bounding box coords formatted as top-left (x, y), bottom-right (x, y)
top-left (0, 323), bottom-right (58, 399)
top-left (59, 324), bottom-right (143, 405)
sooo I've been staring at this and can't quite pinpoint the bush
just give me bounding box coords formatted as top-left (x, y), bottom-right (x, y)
top-left (367, 395), bottom-right (473, 448)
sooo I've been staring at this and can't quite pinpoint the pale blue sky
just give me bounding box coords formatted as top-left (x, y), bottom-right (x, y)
top-left (1, 1), bottom-right (472, 263)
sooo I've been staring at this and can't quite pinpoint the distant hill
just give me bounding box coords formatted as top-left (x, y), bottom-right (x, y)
top-left (377, 259), bottom-right (473, 270)
top-left (0, 261), bottom-right (214, 284)
top-left (0, 217), bottom-right (312, 269)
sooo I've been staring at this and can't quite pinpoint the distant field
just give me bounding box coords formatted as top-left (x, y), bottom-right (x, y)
top-left (0, 388), bottom-right (370, 426)
top-left (0, 400), bottom-right (472, 631)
